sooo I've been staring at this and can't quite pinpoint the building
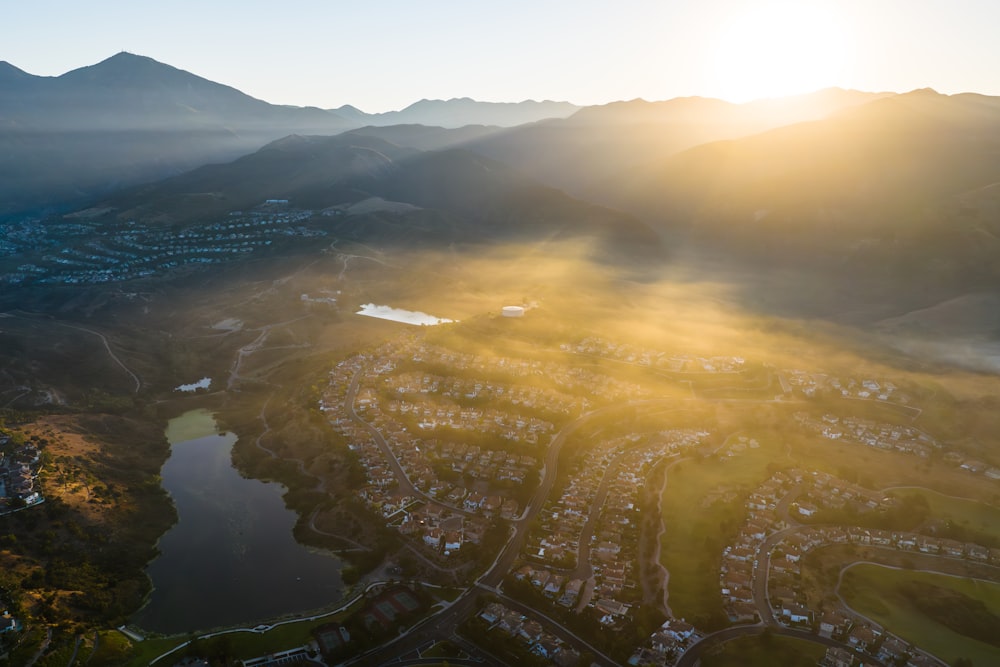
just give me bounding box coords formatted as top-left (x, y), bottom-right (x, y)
top-left (502, 305), bottom-right (525, 318)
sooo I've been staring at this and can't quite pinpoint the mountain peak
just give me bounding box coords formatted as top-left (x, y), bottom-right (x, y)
top-left (94, 51), bottom-right (170, 71)
top-left (58, 51), bottom-right (190, 87)
top-left (0, 61), bottom-right (30, 77)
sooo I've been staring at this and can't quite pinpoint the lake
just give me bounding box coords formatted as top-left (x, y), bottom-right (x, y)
top-left (132, 409), bottom-right (344, 634)
top-left (356, 303), bottom-right (454, 325)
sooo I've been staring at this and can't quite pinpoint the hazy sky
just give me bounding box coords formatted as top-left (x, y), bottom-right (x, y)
top-left (5, 0), bottom-right (999, 112)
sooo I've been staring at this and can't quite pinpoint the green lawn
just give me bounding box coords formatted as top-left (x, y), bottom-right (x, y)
top-left (127, 601), bottom-right (361, 666)
top-left (164, 408), bottom-right (219, 444)
top-left (659, 437), bottom-right (783, 628)
top-left (888, 486), bottom-right (1000, 545)
top-left (840, 564), bottom-right (1000, 667)
top-left (89, 630), bottom-right (135, 665)
top-left (702, 634), bottom-right (826, 667)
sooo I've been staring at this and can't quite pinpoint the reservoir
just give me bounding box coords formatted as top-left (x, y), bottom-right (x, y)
top-left (132, 409), bottom-right (344, 634)
top-left (356, 303), bottom-right (454, 325)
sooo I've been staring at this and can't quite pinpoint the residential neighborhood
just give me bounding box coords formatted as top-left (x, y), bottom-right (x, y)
top-left (0, 205), bottom-right (321, 287)
top-left (313, 327), bottom-right (1000, 667)
top-left (0, 435), bottom-right (44, 514)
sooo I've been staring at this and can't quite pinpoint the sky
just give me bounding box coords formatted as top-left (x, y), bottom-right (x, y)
top-left (5, 0), bottom-right (1000, 112)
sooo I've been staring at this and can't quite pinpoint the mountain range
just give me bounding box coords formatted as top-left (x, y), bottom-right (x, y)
top-left (0, 53), bottom-right (574, 217)
top-left (4, 51), bottom-right (1000, 320)
top-left (80, 131), bottom-right (661, 260)
top-left (615, 89), bottom-right (1000, 289)
top-left (0, 52), bottom-right (897, 221)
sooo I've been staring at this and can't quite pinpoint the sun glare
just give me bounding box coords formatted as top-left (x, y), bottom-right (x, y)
top-left (712, 2), bottom-right (850, 102)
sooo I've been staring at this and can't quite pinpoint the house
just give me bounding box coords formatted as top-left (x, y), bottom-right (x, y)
top-left (559, 579), bottom-right (584, 607)
top-left (423, 528), bottom-right (442, 548)
top-left (782, 603), bottom-right (810, 624)
top-left (479, 602), bottom-right (505, 624)
top-left (819, 610), bottom-right (850, 638)
top-left (530, 568), bottom-right (552, 589)
top-left (660, 618), bottom-right (695, 642)
top-left (847, 624), bottom-right (879, 650)
top-left (595, 541), bottom-right (621, 557)
top-left (498, 610), bottom-right (524, 635)
top-left (544, 574), bottom-right (565, 598)
top-left (518, 619), bottom-right (544, 642)
top-left (916, 536), bottom-right (941, 554)
top-left (878, 635), bottom-right (910, 662)
top-left (967, 543), bottom-right (990, 561)
top-left (595, 599), bottom-right (628, 618)
top-left (444, 531), bottom-right (463, 553)
top-left (553, 648), bottom-right (580, 667)
top-left (481, 495), bottom-right (503, 515)
top-left (464, 491), bottom-right (484, 511)
top-left (532, 636), bottom-right (561, 658)
top-left (820, 647), bottom-right (854, 667)
top-left (725, 601), bottom-right (758, 623)
top-left (940, 539), bottom-right (965, 557)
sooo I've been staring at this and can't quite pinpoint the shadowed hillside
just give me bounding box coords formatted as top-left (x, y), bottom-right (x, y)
top-left (603, 89), bottom-right (1000, 309)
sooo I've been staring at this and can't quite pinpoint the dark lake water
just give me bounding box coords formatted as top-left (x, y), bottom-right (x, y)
top-left (132, 409), bottom-right (344, 634)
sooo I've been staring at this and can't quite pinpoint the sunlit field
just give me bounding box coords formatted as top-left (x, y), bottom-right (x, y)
top-left (840, 564), bottom-right (1000, 666)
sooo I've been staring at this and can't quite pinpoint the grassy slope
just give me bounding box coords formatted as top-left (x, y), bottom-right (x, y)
top-left (702, 634), bottom-right (826, 667)
top-left (840, 564), bottom-right (1000, 667)
top-left (888, 487), bottom-right (1000, 544)
top-left (659, 439), bottom-right (783, 627)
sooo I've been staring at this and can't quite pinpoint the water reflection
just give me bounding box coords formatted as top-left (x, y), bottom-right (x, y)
top-left (133, 409), bottom-right (343, 634)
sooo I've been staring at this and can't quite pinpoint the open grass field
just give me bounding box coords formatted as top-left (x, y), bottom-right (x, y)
top-left (658, 404), bottom-right (1000, 630)
top-left (659, 436), bottom-right (784, 627)
top-left (840, 564), bottom-right (1000, 667)
top-left (701, 634), bottom-right (826, 667)
top-left (126, 598), bottom-right (362, 666)
top-left (888, 486), bottom-right (1000, 545)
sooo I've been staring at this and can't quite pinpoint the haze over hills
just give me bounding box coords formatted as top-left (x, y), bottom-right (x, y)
top-left (0, 53), bottom-right (573, 218)
top-left (83, 132), bottom-right (661, 257)
top-left (610, 89), bottom-right (1000, 274)
top-left (0, 52), bottom-right (354, 217)
top-left (545, 87), bottom-right (1000, 326)
top-left (4, 51), bottom-right (1000, 326)
top-left (334, 97), bottom-right (580, 128)
top-left (6, 34), bottom-right (1000, 667)
top-left (0, 51), bottom-right (900, 222)
top-left (457, 88), bottom-right (893, 201)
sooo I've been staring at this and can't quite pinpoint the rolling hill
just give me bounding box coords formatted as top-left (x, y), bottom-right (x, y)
top-left (602, 89), bottom-right (1000, 313)
top-left (0, 52), bottom-right (356, 218)
top-left (0, 53), bottom-right (584, 219)
top-left (459, 89), bottom-right (892, 202)
top-left (85, 132), bottom-right (662, 257)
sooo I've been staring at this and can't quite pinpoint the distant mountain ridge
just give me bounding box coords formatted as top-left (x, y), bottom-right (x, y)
top-left (0, 52), bottom-right (352, 131)
top-left (458, 88), bottom-right (894, 203)
top-left (78, 132), bottom-right (662, 262)
top-left (600, 88), bottom-right (1000, 309)
top-left (0, 53), bottom-right (578, 217)
top-left (336, 97), bottom-right (580, 128)
top-left (0, 52), bottom-right (359, 217)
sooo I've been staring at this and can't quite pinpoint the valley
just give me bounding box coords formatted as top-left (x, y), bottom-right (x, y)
top-left (1, 51), bottom-right (999, 667)
top-left (1, 235), bottom-right (998, 667)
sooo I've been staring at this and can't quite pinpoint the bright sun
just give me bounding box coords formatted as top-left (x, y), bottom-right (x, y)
top-left (712, 2), bottom-right (850, 102)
